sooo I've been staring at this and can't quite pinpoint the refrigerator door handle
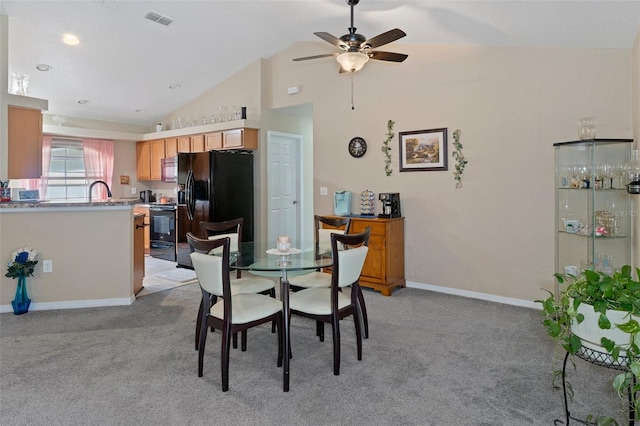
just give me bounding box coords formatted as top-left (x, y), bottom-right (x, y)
top-left (186, 169), bottom-right (195, 221)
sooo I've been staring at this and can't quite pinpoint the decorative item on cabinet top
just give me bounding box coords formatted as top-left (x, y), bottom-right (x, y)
top-left (360, 190), bottom-right (375, 216)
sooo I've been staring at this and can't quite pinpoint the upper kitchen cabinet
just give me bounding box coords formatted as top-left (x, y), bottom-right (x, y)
top-left (222, 128), bottom-right (257, 150)
top-left (190, 134), bottom-right (205, 153)
top-left (177, 136), bottom-right (191, 153)
top-left (165, 138), bottom-right (178, 158)
top-left (205, 132), bottom-right (222, 150)
top-left (8, 106), bottom-right (43, 179)
top-left (136, 139), bottom-right (165, 181)
top-left (204, 128), bottom-right (258, 151)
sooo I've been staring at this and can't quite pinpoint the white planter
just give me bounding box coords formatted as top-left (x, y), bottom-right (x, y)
top-left (571, 302), bottom-right (636, 360)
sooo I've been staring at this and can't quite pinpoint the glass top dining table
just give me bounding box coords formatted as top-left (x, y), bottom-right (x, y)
top-left (232, 240), bottom-right (333, 392)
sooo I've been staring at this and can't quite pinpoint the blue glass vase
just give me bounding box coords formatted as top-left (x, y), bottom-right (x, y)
top-left (11, 274), bottom-right (31, 315)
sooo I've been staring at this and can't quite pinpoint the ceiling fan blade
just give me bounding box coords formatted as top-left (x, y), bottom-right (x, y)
top-left (362, 28), bottom-right (406, 49)
top-left (368, 51), bottom-right (408, 62)
top-left (314, 32), bottom-right (347, 49)
top-left (293, 53), bottom-right (337, 62)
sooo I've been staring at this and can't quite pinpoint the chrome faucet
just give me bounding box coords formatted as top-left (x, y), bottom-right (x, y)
top-left (88, 180), bottom-right (112, 202)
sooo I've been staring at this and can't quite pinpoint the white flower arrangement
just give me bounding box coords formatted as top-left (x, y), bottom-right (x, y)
top-left (6, 247), bottom-right (38, 279)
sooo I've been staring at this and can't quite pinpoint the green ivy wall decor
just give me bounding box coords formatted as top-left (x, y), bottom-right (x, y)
top-left (382, 119), bottom-right (395, 176)
top-left (452, 129), bottom-right (468, 189)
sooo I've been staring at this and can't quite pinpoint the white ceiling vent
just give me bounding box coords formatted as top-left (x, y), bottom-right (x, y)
top-left (144, 11), bottom-right (173, 26)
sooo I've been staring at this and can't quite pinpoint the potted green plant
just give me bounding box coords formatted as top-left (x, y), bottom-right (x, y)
top-left (538, 265), bottom-right (640, 425)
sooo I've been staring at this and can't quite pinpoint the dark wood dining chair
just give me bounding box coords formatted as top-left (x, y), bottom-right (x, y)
top-left (289, 215), bottom-right (370, 341)
top-left (289, 228), bottom-right (370, 376)
top-left (188, 224), bottom-right (276, 351)
top-left (190, 237), bottom-right (283, 392)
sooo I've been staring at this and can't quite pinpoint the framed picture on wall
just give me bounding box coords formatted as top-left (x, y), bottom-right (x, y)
top-left (399, 128), bottom-right (448, 172)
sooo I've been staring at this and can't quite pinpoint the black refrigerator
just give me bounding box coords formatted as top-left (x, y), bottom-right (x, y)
top-left (176, 150), bottom-right (254, 269)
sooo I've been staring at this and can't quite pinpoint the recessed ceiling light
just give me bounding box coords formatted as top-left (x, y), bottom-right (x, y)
top-left (168, 83), bottom-right (181, 90)
top-left (76, 99), bottom-right (89, 104)
top-left (36, 64), bottom-right (52, 72)
top-left (135, 109), bottom-right (145, 113)
top-left (62, 33), bottom-right (80, 45)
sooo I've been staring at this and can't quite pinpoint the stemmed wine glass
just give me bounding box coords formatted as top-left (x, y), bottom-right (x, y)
top-left (594, 164), bottom-right (604, 189)
top-left (613, 163), bottom-right (627, 189)
top-left (600, 163), bottom-right (615, 189)
top-left (578, 165), bottom-right (592, 189)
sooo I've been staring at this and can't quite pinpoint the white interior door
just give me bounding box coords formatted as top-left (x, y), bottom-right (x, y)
top-left (267, 131), bottom-right (302, 244)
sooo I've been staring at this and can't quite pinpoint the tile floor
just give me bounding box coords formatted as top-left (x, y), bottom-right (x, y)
top-left (137, 256), bottom-right (195, 297)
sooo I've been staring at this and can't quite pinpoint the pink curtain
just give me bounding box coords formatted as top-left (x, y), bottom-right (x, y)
top-left (83, 139), bottom-right (114, 199)
top-left (23, 135), bottom-right (52, 195)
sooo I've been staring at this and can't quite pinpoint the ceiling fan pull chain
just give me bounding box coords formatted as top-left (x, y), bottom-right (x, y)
top-left (351, 73), bottom-right (355, 110)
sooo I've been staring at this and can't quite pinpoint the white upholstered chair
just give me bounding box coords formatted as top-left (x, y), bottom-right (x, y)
top-left (188, 222), bottom-right (276, 351)
top-left (289, 228), bottom-right (370, 376)
top-left (190, 238), bottom-right (283, 392)
top-left (289, 215), bottom-right (370, 340)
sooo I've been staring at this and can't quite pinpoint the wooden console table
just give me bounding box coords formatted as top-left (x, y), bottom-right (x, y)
top-left (326, 216), bottom-right (405, 296)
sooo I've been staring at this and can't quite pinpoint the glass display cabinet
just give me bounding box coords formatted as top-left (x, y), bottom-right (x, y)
top-left (554, 138), bottom-right (634, 297)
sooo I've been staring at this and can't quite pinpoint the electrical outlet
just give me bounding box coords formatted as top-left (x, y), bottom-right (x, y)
top-left (43, 260), bottom-right (53, 273)
top-left (131, 187), bottom-right (137, 195)
top-left (320, 187), bottom-right (328, 196)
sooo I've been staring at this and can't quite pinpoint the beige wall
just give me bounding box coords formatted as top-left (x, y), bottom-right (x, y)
top-left (0, 208), bottom-right (134, 309)
top-left (2, 40), bottom-right (636, 308)
top-left (268, 42), bottom-right (633, 302)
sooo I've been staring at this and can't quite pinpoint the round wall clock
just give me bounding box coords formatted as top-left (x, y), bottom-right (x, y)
top-left (348, 137), bottom-right (367, 158)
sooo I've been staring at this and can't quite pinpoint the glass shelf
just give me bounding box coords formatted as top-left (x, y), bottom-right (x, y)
top-left (554, 138), bottom-right (633, 298)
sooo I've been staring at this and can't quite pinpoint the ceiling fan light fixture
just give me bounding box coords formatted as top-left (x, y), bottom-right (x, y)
top-left (336, 51), bottom-right (369, 72)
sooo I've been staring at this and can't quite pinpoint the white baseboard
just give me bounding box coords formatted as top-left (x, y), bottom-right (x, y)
top-left (406, 281), bottom-right (540, 310)
top-left (0, 283), bottom-right (540, 314)
top-left (0, 296), bottom-right (135, 314)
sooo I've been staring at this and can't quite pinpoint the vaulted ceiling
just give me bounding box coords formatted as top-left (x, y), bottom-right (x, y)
top-left (2, 1), bottom-right (639, 126)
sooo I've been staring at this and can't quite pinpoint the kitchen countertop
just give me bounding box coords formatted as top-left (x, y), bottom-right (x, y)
top-left (0, 198), bottom-right (139, 209)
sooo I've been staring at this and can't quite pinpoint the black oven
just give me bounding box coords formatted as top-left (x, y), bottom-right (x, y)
top-left (149, 205), bottom-right (177, 261)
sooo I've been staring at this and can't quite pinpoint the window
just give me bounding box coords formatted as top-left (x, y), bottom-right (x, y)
top-left (45, 139), bottom-right (89, 200)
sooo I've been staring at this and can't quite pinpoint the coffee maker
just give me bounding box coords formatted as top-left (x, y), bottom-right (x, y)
top-left (378, 193), bottom-right (401, 218)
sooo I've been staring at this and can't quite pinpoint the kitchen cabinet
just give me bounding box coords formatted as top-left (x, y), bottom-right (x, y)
top-left (222, 128), bottom-right (258, 150)
top-left (554, 138), bottom-right (633, 296)
top-left (136, 141), bottom-right (151, 180)
top-left (205, 132), bottom-right (222, 150)
top-left (178, 136), bottom-right (191, 153)
top-left (190, 134), bottom-right (205, 153)
top-left (326, 215), bottom-right (405, 296)
top-left (133, 206), bottom-right (150, 254)
top-left (150, 139), bottom-right (165, 180)
top-left (165, 138), bottom-right (178, 158)
top-left (8, 106), bottom-right (42, 179)
top-left (133, 213), bottom-right (145, 295)
top-left (136, 139), bottom-right (166, 180)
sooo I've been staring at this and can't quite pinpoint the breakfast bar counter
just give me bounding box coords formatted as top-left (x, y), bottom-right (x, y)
top-left (0, 198), bottom-right (139, 209)
top-left (0, 199), bottom-right (140, 312)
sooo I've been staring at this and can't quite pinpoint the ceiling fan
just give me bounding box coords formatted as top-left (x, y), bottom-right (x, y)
top-left (293, 0), bottom-right (408, 73)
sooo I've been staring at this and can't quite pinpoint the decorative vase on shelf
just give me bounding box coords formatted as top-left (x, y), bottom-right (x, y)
top-left (578, 117), bottom-right (597, 140)
top-left (11, 274), bottom-right (31, 315)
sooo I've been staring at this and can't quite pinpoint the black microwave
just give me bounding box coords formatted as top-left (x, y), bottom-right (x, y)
top-left (161, 157), bottom-right (177, 183)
